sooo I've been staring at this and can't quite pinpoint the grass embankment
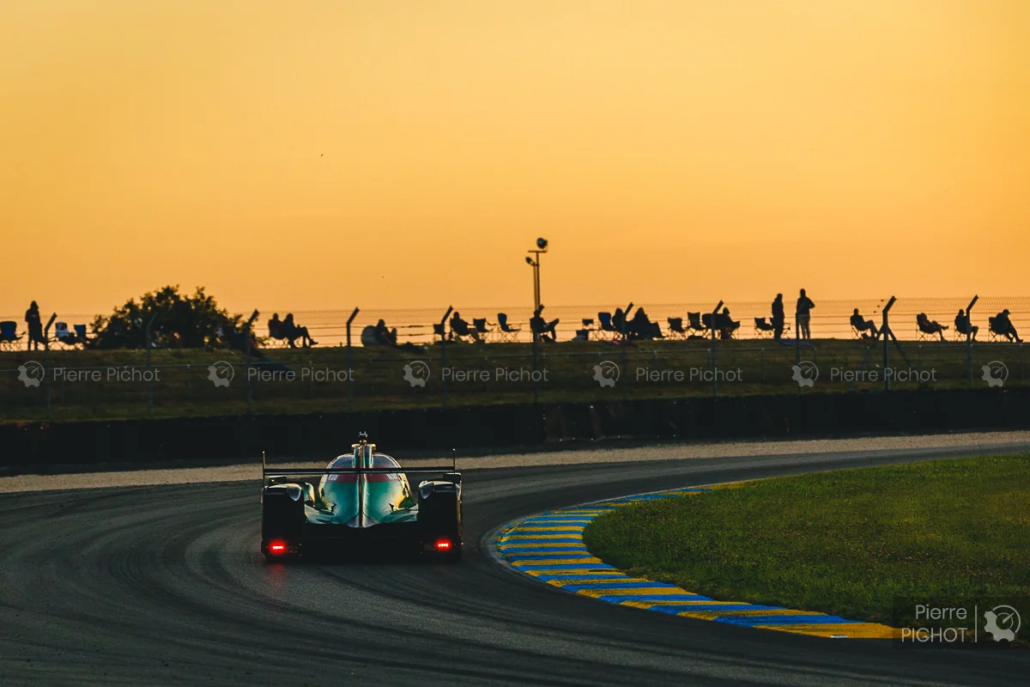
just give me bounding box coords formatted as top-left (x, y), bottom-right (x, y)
top-left (583, 454), bottom-right (1030, 627)
top-left (1, 339), bottom-right (1025, 423)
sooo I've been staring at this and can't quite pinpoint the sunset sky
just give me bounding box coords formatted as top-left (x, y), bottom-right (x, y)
top-left (2, 1), bottom-right (1028, 317)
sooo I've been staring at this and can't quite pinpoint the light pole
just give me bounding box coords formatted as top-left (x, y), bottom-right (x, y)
top-left (525, 237), bottom-right (548, 313)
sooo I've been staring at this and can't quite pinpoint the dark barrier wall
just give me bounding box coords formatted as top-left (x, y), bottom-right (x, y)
top-left (4, 388), bottom-right (1029, 472)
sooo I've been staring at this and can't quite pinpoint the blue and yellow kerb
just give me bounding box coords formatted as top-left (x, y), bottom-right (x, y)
top-left (496, 487), bottom-right (897, 639)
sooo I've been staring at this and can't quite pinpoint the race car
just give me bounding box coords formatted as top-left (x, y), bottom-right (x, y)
top-left (261, 435), bottom-right (462, 562)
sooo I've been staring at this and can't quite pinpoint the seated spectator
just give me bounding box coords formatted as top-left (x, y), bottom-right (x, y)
top-left (993, 309), bottom-right (1022, 343)
top-left (374, 319), bottom-right (398, 346)
top-left (530, 306), bottom-right (559, 342)
top-left (54, 322), bottom-right (83, 347)
top-left (268, 313), bottom-right (286, 340)
top-left (283, 313), bottom-right (317, 348)
top-left (715, 308), bottom-right (740, 340)
top-left (916, 313), bottom-right (948, 342)
top-left (954, 309), bottom-right (978, 340)
top-left (850, 309), bottom-right (878, 338)
top-left (612, 308), bottom-right (627, 334)
top-left (25, 300), bottom-right (46, 351)
top-left (450, 311), bottom-right (480, 342)
top-left (628, 307), bottom-right (663, 340)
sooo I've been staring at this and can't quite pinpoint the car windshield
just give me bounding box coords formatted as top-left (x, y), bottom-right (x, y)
top-left (328, 454), bottom-right (401, 469)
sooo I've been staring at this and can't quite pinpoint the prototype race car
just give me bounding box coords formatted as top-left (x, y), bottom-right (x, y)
top-left (261, 435), bottom-right (462, 562)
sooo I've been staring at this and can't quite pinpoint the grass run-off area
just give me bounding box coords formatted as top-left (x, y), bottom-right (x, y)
top-left (583, 454), bottom-right (1030, 628)
top-left (1, 338), bottom-right (1027, 422)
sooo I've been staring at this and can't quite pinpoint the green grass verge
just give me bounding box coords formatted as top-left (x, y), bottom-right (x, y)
top-left (583, 454), bottom-right (1030, 627)
top-left (2, 339), bottom-right (1026, 422)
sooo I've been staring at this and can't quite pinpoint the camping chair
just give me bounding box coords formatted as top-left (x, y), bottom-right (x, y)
top-left (916, 315), bottom-right (947, 342)
top-left (987, 317), bottom-right (1012, 342)
top-left (0, 321), bottom-right (21, 350)
top-left (666, 317), bottom-right (687, 340)
top-left (496, 313), bottom-right (520, 342)
top-left (573, 318), bottom-right (595, 342)
top-left (432, 323), bottom-right (451, 342)
top-left (952, 317), bottom-right (975, 341)
top-left (473, 318), bottom-right (494, 342)
top-left (55, 322), bottom-right (78, 347)
top-left (266, 320), bottom-right (291, 348)
top-left (73, 324), bottom-right (88, 346)
top-left (686, 312), bottom-right (707, 337)
top-left (754, 317), bottom-right (775, 338)
top-left (597, 312), bottom-right (619, 341)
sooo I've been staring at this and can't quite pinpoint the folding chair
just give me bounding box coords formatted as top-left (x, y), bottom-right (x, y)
top-left (54, 322), bottom-right (77, 347)
top-left (496, 313), bottom-right (520, 342)
top-left (597, 312), bottom-right (620, 341)
top-left (666, 317), bottom-right (687, 340)
top-left (916, 315), bottom-right (947, 342)
top-left (73, 324), bottom-right (88, 343)
top-left (686, 312), bottom-right (707, 337)
top-left (987, 317), bottom-right (1006, 342)
top-left (754, 317), bottom-right (775, 338)
top-left (0, 321), bottom-right (21, 350)
top-left (432, 323), bottom-right (450, 342)
top-left (473, 318), bottom-right (494, 342)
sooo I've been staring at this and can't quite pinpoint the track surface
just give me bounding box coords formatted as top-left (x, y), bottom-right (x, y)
top-left (2, 443), bottom-right (1028, 686)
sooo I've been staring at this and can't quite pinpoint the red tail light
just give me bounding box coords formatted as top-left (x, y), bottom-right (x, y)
top-left (435, 539), bottom-right (451, 551)
top-left (269, 541), bottom-right (287, 554)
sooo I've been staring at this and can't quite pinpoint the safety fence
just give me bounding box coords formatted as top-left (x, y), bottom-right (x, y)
top-left (1, 337), bottom-right (1026, 423)
top-left (3, 295), bottom-right (1026, 348)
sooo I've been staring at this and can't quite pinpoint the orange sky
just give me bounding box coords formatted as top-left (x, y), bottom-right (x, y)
top-left (2, 1), bottom-right (1028, 316)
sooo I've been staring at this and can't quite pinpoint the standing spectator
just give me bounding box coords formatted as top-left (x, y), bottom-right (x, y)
top-left (771, 294), bottom-right (785, 340)
top-left (796, 289), bottom-right (815, 340)
top-left (25, 301), bottom-right (45, 351)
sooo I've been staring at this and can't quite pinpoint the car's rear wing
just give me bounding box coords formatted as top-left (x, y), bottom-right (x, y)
top-left (261, 437), bottom-right (460, 484)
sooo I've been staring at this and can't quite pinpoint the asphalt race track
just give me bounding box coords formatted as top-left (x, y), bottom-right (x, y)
top-left (2, 442), bottom-right (1029, 686)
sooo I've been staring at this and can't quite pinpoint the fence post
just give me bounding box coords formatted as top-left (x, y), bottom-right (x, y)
top-left (883, 299), bottom-right (892, 391)
top-left (620, 302), bottom-right (633, 401)
top-left (965, 295), bottom-right (978, 389)
top-left (710, 301), bottom-right (723, 397)
top-left (145, 314), bottom-right (157, 418)
top-left (346, 307), bottom-right (359, 411)
top-left (439, 306), bottom-right (453, 408)
top-left (44, 313), bottom-right (55, 420)
top-left (760, 347), bottom-right (765, 384)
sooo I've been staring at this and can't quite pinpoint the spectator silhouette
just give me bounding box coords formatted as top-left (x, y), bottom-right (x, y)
top-left (374, 319), bottom-right (398, 346)
top-left (771, 294), bottom-right (785, 340)
top-left (530, 306), bottom-right (559, 342)
top-left (916, 313), bottom-right (948, 342)
top-left (994, 309), bottom-right (1022, 343)
top-left (715, 307), bottom-right (740, 340)
top-left (25, 301), bottom-right (46, 351)
top-left (268, 313), bottom-right (284, 339)
top-left (628, 307), bottom-right (662, 340)
top-left (796, 289), bottom-right (815, 340)
top-left (450, 311), bottom-right (480, 342)
top-left (612, 308), bottom-right (627, 334)
top-left (954, 309), bottom-right (978, 340)
top-left (850, 308), bottom-right (878, 338)
top-left (283, 313), bottom-right (317, 348)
